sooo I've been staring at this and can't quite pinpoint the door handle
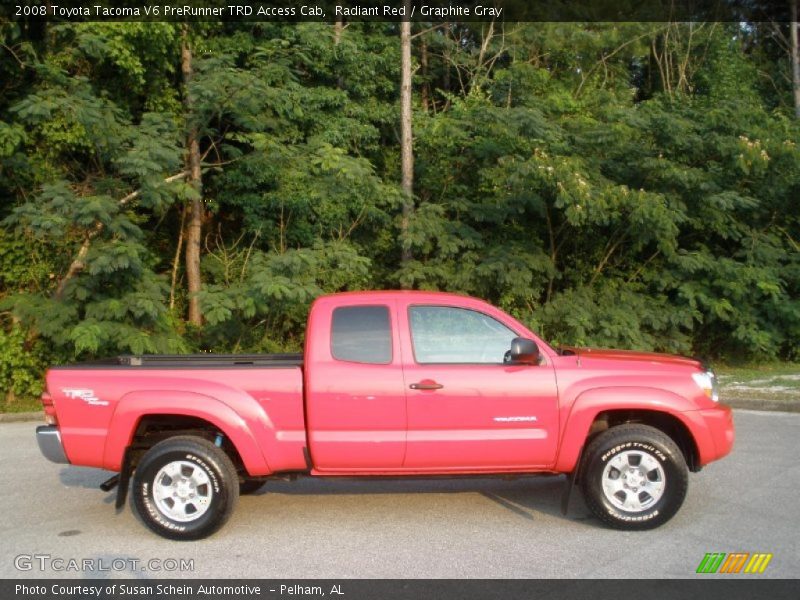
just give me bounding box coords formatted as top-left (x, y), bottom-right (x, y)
top-left (410, 381), bottom-right (444, 390)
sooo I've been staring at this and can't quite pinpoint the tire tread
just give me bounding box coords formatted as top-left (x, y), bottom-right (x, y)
top-left (132, 435), bottom-right (239, 540)
top-left (580, 424), bottom-right (688, 530)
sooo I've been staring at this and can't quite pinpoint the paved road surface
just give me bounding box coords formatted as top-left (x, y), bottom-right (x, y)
top-left (0, 410), bottom-right (796, 579)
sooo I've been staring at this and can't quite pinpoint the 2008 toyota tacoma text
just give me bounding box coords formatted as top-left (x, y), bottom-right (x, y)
top-left (36, 291), bottom-right (734, 540)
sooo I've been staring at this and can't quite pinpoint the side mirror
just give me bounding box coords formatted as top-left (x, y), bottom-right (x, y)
top-left (509, 337), bottom-right (540, 365)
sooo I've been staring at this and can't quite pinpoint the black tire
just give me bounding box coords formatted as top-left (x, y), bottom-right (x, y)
top-left (239, 478), bottom-right (265, 495)
top-left (580, 424), bottom-right (688, 530)
top-left (132, 435), bottom-right (239, 541)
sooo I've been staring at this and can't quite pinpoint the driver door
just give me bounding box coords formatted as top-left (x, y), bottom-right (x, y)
top-left (400, 305), bottom-right (560, 470)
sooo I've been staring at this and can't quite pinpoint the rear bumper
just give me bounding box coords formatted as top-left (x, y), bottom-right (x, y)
top-left (36, 425), bottom-right (69, 464)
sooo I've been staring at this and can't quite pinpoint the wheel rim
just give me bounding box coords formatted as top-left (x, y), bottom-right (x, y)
top-left (601, 450), bottom-right (666, 513)
top-left (152, 460), bottom-right (214, 522)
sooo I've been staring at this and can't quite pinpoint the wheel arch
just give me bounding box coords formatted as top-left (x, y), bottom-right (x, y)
top-left (128, 414), bottom-right (248, 475)
top-left (103, 390), bottom-right (271, 476)
top-left (556, 386), bottom-right (701, 473)
top-left (584, 409), bottom-right (699, 471)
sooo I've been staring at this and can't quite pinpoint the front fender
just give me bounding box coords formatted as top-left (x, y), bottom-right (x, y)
top-left (103, 390), bottom-right (271, 475)
top-left (554, 386), bottom-right (698, 473)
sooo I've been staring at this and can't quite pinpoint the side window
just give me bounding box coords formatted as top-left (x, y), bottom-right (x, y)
top-left (331, 305), bottom-right (392, 364)
top-left (409, 306), bottom-right (517, 364)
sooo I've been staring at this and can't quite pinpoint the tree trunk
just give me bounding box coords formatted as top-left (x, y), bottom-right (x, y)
top-left (169, 206), bottom-right (186, 311)
top-left (400, 12), bottom-right (414, 267)
top-left (792, 0), bottom-right (800, 118)
top-left (334, 19), bottom-right (343, 45)
top-left (443, 23), bottom-right (451, 93)
top-left (420, 36), bottom-right (430, 111)
top-left (181, 26), bottom-right (204, 326)
top-left (334, 19), bottom-right (345, 88)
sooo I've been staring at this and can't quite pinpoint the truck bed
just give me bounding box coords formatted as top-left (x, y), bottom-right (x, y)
top-left (51, 353), bottom-right (304, 369)
top-left (45, 354), bottom-right (306, 473)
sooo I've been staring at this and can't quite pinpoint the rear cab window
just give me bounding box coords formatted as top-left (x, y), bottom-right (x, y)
top-left (331, 305), bottom-right (392, 364)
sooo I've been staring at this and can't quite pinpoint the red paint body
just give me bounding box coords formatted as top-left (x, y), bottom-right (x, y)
top-left (43, 291), bottom-right (734, 477)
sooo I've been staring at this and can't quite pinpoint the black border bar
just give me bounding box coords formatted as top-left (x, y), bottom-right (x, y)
top-left (4, 0), bottom-right (796, 23)
top-left (4, 579), bottom-right (800, 600)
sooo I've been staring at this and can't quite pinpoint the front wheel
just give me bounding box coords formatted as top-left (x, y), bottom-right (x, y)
top-left (132, 436), bottom-right (239, 540)
top-left (580, 424), bottom-right (688, 530)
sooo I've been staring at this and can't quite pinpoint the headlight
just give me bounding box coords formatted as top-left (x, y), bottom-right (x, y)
top-left (692, 370), bottom-right (719, 402)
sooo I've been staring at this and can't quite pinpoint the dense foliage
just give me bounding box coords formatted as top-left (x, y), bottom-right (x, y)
top-left (1, 19), bottom-right (798, 406)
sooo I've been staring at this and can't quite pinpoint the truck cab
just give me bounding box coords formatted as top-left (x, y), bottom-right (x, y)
top-left (305, 291), bottom-right (561, 472)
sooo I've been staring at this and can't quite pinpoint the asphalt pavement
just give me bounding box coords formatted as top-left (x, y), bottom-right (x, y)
top-left (0, 410), bottom-right (797, 579)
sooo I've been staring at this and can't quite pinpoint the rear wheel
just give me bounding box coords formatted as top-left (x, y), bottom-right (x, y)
top-left (580, 424), bottom-right (688, 530)
top-left (132, 436), bottom-right (239, 540)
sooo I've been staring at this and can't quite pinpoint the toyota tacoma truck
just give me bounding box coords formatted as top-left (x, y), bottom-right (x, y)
top-left (36, 291), bottom-right (734, 540)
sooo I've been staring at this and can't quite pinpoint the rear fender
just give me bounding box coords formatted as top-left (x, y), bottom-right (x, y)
top-left (103, 390), bottom-right (271, 475)
top-left (554, 386), bottom-right (698, 473)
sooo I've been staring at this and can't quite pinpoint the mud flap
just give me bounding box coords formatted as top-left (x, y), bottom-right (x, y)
top-left (560, 445), bottom-right (583, 515)
top-left (115, 447), bottom-right (134, 512)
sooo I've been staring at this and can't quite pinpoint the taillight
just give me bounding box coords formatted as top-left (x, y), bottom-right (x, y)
top-left (41, 391), bottom-right (57, 426)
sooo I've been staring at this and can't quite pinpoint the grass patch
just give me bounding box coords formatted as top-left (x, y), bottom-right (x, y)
top-left (716, 364), bottom-right (800, 404)
top-left (2, 396), bottom-right (42, 413)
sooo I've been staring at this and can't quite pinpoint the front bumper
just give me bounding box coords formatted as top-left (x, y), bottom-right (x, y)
top-left (36, 425), bottom-right (69, 464)
top-left (696, 404), bottom-right (735, 465)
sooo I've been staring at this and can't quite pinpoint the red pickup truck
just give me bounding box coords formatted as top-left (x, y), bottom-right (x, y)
top-left (36, 291), bottom-right (734, 540)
